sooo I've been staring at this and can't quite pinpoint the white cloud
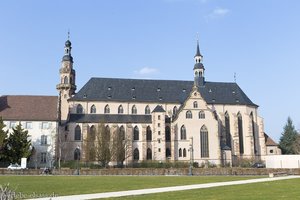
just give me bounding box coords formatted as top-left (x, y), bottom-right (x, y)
top-left (134, 67), bottom-right (159, 76)
top-left (207, 7), bottom-right (230, 19)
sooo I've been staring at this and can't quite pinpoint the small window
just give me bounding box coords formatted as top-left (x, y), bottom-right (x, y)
top-left (158, 131), bottom-right (161, 135)
top-left (199, 110), bottom-right (205, 119)
top-left (90, 105), bottom-right (96, 114)
top-left (179, 148), bottom-right (182, 157)
top-left (186, 110), bottom-right (192, 119)
top-left (76, 104), bottom-right (83, 114)
top-left (132, 105), bottom-right (137, 114)
top-left (26, 122), bottom-right (32, 129)
top-left (158, 123), bottom-right (160, 127)
top-left (193, 101), bottom-right (198, 108)
top-left (104, 104), bottom-right (110, 114)
top-left (145, 105), bottom-right (150, 115)
top-left (10, 121), bottom-right (16, 128)
top-left (270, 149), bottom-right (274, 154)
top-left (42, 122), bottom-right (49, 130)
top-left (158, 115), bottom-right (161, 120)
top-left (118, 105), bottom-right (124, 114)
top-left (180, 125), bottom-right (186, 140)
top-left (173, 106), bottom-right (178, 116)
top-left (158, 148), bottom-right (161, 152)
top-left (41, 135), bottom-right (47, 145)
top-left (41, 152), bottom-right (47, 163)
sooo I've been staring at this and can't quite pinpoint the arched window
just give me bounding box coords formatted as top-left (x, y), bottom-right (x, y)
top-left (89, 125), bottom-right (96, 141)
top-left (199, 110), bottom-right (205, 119)
top-left (76, 104), bottom-right (83, 114)
top-left (146, 126), bottom-right (152, 141)
top-left (186, 110), bottom-right (192, 119)
top-left (104, 104), bottom-right (110, 114)
top-left (133, 148), bottom-right (139, 160)
top-left (173, 106), bottom-right (177, 116)
top-left (146, 148), bottom-right (152, 160)
top-left (165, 126), bottom-right (171, 142)
top-left (193, 101), bottom-right (198, 108)
top-left (63, 76), bottom-right (68, 84)
top-left (119, 125), bottom-right (125, 140)
top-left (183, 148), bottom-right (187, 157)
top-left (145, 105), bottom-right (150, 115)
top-left (132, 105), bottom-right (137, 114)
top-left (238, 112), bottom-right (244, 155)
top-left (250, 112), bottom-right (257, 155)
top-left (166, 148), bottom-right (171, 158)
top-left (90, 105), bottom-right (96, 114)
top-left (179, 148), bottom-right (182, 157)
top-left (225, 112), bottom-right (231, 148)
top-left (200, 125), bottom-right (209, 158)
top-left (118, 105), bottom-right (124, 114)
top-left (74, 125), bottom-right (81, 141)
top-left (180, 125), bottom-right (186, 140)
top-left (133, 126), bottom-right (139, 141)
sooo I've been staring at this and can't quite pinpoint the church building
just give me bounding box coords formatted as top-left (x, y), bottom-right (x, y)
top-left (56, 38), bottom-right (267, 166)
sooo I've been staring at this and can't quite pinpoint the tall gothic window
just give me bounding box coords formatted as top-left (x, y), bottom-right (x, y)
top-left (145, 105), bottom-right (150, 115)
top-left (76, 104), bottom-right (83, 114)
top-left (199, 110), bottom-right (205, 119)
top-left (74, 125), bottom-right (81, 141)
top-left (146, 148), bottom-right (152, 160)
top-left (146, 126), bottom-right (152, 141)
top-left (132, 105), bottom-right (137, 114)
top-left (118, 105), bottom-right (124, 114)
top-left (180, 125), bottom-right (186, 140)
top-left (238, 112), bottom-right (244, 155)
top-left (104, 104), bottom-right (110, 114)
top-left (250, 112), bottom-right (257, 155)
top-left (193, 101), bottom-right (198, 108)
top-left (200, 125), bottom-right (209, 157)
top-left (119, 125), bottom-right (125, 140)
top-left (183, 148), bottom-right (187, 157)
top-left (179, 148), bottom-right (182, 157)
top-left (225, 112), bottom-right (232, 148)
top-left (166, 148), bottom-right (171, 157)
top-left (133, 148), bottom-right (139, 160)
top-left (90, 105), bottom-right (96, 114)
top-left (133, 126), bottom-right (139, 141)
top-left (186, 110), bottom-right (192, 119)
top-left (165, 126), bottom-right (171, 142)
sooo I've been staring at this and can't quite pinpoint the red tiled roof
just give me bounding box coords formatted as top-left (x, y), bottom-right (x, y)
top-left (0, 95), bottom-right (58, 121)
top-left (264, 133), bottom-right (279, 146)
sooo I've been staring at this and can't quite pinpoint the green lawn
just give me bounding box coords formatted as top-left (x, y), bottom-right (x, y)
top-left (0, 175), bottom-right (261, 197)
top-left (110, 178), bottom-right (300, 200)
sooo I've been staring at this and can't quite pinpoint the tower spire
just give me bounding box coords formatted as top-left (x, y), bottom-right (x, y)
top-left (193, 39), bottom-right (205, 87)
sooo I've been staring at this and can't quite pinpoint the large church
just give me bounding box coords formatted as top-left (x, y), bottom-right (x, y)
top-left (56, 38), bottom-right (268, 166)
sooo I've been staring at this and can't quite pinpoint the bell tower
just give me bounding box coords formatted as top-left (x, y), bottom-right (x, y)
top-left (193, 40), bottom-right (205, 87)
top-left (56, 33), bottom-right (77, 121)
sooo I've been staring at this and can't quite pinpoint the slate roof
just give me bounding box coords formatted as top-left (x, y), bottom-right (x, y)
top-left (69, 114), bottom-right (151, 123)
top-left (71, 77), bottom-right (257, 107)
top-left (0, 95), bottom-right (58, 121)
top-left (152, 105), bottom-right (166, 113)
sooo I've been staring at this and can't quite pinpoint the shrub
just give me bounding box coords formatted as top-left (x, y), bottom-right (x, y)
top-left (0, 183), bottom-right (16, 200)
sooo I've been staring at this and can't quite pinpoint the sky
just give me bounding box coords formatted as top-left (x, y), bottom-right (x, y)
top-left (0, 0), bottom-right (299, 142)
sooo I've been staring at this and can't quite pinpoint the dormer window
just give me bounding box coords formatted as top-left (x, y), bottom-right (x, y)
top-left (193, 101), bottom-right (198, 108)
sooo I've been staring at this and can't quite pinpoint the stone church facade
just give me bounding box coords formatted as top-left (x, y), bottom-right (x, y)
top-left (56, 38), bottom-right (267, 166)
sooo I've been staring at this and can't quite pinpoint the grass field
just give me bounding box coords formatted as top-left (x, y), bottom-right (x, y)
top-left (1, 175), bottom-right (299, 200)
top-left (0, 175), bottom-right (261, 197)
top-left (111, 178), bottom-right (300, 200)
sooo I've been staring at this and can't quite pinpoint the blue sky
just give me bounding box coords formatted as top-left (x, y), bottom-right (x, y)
top-left (0, 0), bottom-right (299, 142)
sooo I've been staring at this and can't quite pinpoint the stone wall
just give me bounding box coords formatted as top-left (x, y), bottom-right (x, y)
top-left (1, 168), bottom-right (300, 176)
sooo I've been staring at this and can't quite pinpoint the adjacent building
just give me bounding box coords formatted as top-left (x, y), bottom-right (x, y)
top-left (0, 95), bottom-right (58, 168)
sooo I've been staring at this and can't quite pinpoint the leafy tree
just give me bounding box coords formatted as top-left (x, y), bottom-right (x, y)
top-left (0, 117), bottom-right (8, 161)
top-left (6, 123), bottom-right (31, 163)
top-left (279, 117), bottom-right (299, 154)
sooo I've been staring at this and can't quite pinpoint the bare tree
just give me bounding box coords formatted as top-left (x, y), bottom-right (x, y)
top-left (83, 125), bottom-right (96, 164)
top-left (95, 123), bottom-right (111, 167)
top-left (111, 126), bottom-right (132, 167)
